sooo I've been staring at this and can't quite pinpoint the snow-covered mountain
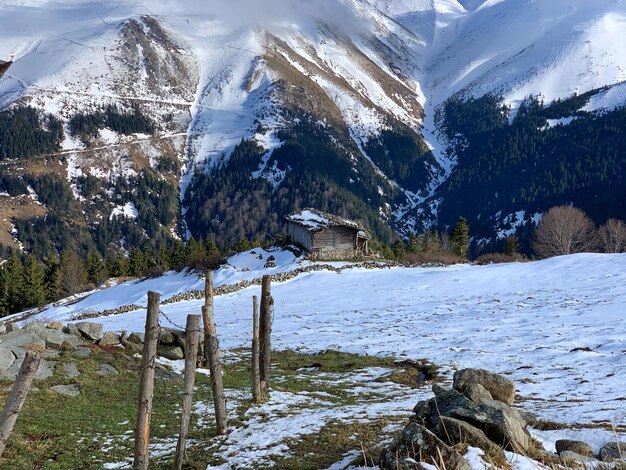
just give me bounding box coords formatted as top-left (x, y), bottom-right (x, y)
top-left (1, 0), bottom-right (626, 254)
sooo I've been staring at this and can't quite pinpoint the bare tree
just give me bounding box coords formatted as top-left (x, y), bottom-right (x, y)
top-left (599, 218), bottom-right (626, 253)
top-left (533, 206), bottom-right (597, 258)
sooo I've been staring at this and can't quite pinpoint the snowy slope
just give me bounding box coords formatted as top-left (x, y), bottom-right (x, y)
top-left (21, 251), bottom-right (626, 428)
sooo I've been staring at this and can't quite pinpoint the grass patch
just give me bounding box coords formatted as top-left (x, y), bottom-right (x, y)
top-left (0, 347), bottom-right (427, 469)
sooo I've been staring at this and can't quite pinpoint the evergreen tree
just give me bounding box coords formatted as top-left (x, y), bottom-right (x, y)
top-left (503, 235), bottom-right (520, 256)
top-left (22, 255), bottom-right (46, 308)
top-left (450, 217), bottom-right (470, 258)
top-left (44, 255), bottom-right (61, 303)
top-left (4, 254), bottom-right (24, 314)
top-left (407, 233), bottom-right (419, 253)
top-left (129, 248), bottom-right (148, 276)
top-left (85, 251), bottom-right (107, 286)
top-left (393, 239), bottom-right (406, 259)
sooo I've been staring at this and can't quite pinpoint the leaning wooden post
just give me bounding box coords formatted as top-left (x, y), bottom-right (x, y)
top-left (0, 348), bottom-right (42, 457)
top-left (173, 314), bottom-right (201, 470)
top-left (133, 291), bottom-right (161, 470)
top-left (251, 295), bottom-right (261, 403)
top-left (259, 275), bottom-right (272, 396)
top-left (202, 274), bottom-right (213, 367)
top-left (202, 271), bottom-right (228, 435)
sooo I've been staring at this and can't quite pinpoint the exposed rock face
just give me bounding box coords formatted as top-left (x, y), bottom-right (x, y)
top-left (599, 442), bottom-right (626, 461)
top-left (98, 331), bottom-right (120, 346)
top-left (75, 322), bottom-right (104, 341)
top-left (51, 384), bottom-right (80, 397)
top-left (386, 369), bottom-right (535, 468)
top-left (556, 439), bottom-right (594, 457)
top-left (157, 345), bottom-right (184, 361)
top-left (453, 368), bottom-right (516, 405)
top-left (380, 422), bottom-right (472, 470)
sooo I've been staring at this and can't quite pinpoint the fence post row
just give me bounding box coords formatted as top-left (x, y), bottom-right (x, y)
top-left (173, 314), bottom-right (201, 470)
top-left (133, 291), bottom-right (160, 470)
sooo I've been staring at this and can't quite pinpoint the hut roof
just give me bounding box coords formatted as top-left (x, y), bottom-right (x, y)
top-left (285, 208), bottom-right (366, 233)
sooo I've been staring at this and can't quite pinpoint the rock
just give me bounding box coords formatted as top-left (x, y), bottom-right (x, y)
top-left (62, 362), bottom-right (80, 379)
top-left (5, 323), bottom-right (20, 333)
top-left (0, 348), bottom-right (16, 373)
top-left (0, 331), bottom-right (46, 350)
top-left (34, 359), bottom-right (56, 380)
top-left (425, 385), bottom-right (531, 453)
top-left (556, 439), bottom-right (594, 457)
top-left (435, 416), bottom-right (501, 453)
top-left (72, 347), bottom-right (92, 358)
top-left (23, 322), bottom-right (45, 334)
top-left (38, 328), bottom-right (84, 348)
top-left (155, 366), bottom-right (182, 382)
top-left (453, 368), bottom-right (516, 405)
top-left (464, 383), bottom-right (493, 403)
top-left (97, 364), bottom-right (119, 376)
top-left (518, 410), bottom-right (539, 427)
top-left (598, 442), bottom-right (626, 461)
top-left (46, 321), bottom-right (64, 331)
top-left (128, 332), bottom-right (145, 344)
top-left (158, 345), bottom-right (184, 360)
top-left (158, 329), bottom-right (177, 345)
top-left (380, 422), bottom-right (472, 470)
top-left (559, 451), bottom-right (595, 464)
top-left (75, 322), bottom-right (104, 341)
top-left (51, 384), bottom-right (80, 397)
top-left (43, 350), bottom-right (61, 359)
top-left (99, 331), bottom-right (120, 346)
top-left (64, 323), bottom-right (82, 338)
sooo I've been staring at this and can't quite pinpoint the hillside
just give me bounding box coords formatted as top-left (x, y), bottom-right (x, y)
top-left (1, 0), bottom-right (626, 257)
top-left (3, 250), bottom-right (625, 467)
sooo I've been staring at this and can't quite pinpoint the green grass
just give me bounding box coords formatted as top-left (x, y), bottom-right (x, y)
top-left (0, 347), bottom-right (423, 469)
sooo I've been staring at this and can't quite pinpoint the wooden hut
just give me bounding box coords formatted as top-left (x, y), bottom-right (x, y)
top-left (285, 209), bottom-right (370, 259)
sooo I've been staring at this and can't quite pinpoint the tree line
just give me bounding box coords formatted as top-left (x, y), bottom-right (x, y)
top-left (0, 236), bottom-right (222, 317)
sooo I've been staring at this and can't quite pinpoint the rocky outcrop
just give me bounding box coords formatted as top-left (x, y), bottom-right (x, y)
top-left (383, 369), bottom-right (533, 469)
top-left (453, 368), bottom-right (516, 405)
top-left (380, 421), bottom-right (472, 470)
top-left (555, 439), bottom-right (594, 457)
top-left (599, 442), bottom-right (626, 461)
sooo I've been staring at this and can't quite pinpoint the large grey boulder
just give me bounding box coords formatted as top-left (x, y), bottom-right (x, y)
top-left (97, 364), bottom-right (119, 376)
top-left (380, 422), bottom-right (472, 470)
top-left (158, 345), bottom-right (184, 360)
top-left (435, 416), bottom-right (501, 454)
top-left (598, 442), bottom-right (626, 461)
top-left (555, 439), bottom-right (594, 457)
top-left (75, 322), bottom-right (104, 341)
top-left (0, 347), bottom-right (16, 374)
top-left (37, 328), bottom-right (84, 348)
top-left (128, 332), bottom-right (145, 344)
top-left (453, 368), bottom-right (516, 405)
top-left (420, 385), bottom-right (531, 453)
top-left (158, 329), bottom-right (177, 345)
top-left (99, 331), bottom-right (120, 346)
top-left (72, 347), bottom-right (92, 358)
top-left (0, 331), bottom-right (46, 350)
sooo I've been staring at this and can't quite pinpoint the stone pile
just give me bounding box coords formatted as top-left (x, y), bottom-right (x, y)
top-left (380, 368), bottom-right (626, 469)
top-left (0, 320), bottom-right (203, 381)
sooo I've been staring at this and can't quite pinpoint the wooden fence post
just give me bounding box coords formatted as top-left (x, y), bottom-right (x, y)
top-left (251, 295), bottom-right (261, 403)
top-left (202, 274), bottom-right (213, 367)
top-left (202, 271), bottom-right (227, 435)
top-left (173, 314), bottom-right (201, 470)
top-left (0, 348), bottom-right (42, 457)
top-left (259, 275), bottom-right (272, 395)
top-left (133, 291), bottom-right (160, 470)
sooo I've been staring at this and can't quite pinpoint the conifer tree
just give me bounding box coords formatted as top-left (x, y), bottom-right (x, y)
top-left (23, 255), bottom-right (46, 308)
top-left (129, 248), bottom-right (147, 276)
top-left (4, 253), bottom-right (24, 314)
top-left (44, 255), bottom-right (61, 303)
top-left (393, 239), bottom-right (406, 259)
top-left (85, 251), bottom-right (107, 286)
top-left (503, 235), bottom-right (520, 256)
top-left (450, 217), bottom-right (470, 258)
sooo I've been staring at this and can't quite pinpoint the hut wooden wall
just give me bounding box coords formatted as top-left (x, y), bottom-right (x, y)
top-left (287, 223), bottom-right (313, 251)
top-left (312, 226), bottom-right (356, 250)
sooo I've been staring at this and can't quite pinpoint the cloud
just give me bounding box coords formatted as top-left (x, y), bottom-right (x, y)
top-left (144, 0), bottom-right (371, 35)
